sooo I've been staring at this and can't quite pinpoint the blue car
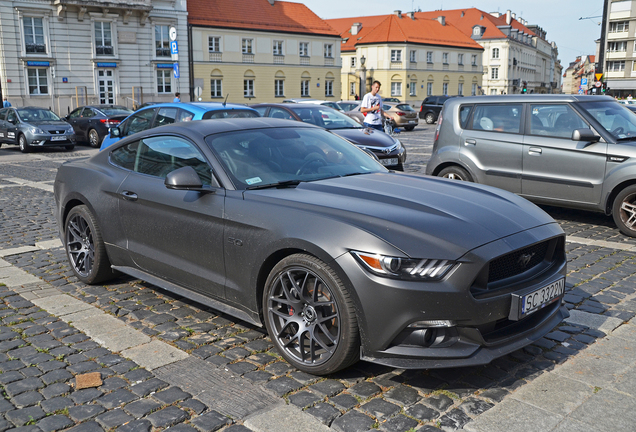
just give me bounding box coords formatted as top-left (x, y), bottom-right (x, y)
top-left (100, 102), bottom-right (259, 150)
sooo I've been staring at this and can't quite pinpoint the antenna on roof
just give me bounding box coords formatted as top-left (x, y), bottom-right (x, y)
top-left (223, 94), bottom-right (229, 107)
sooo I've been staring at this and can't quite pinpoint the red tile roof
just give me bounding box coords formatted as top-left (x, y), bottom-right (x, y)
top-left (187, 0), bottom-right (339, 36)
top-left (326, 14), bottom-right (483, 52)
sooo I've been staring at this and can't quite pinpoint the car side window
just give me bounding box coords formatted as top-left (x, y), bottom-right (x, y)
top-left (110, 141), bottom-right (139, 171)
top-left (459, 105), bottom-right (473, 129)
top-left (530, 104), bottom-right (589, 138)
top-left (134, 136), bottom-right (213, 185)
top-left (6, 110), bottom-right (17, 124)
top-left (153, 107), bottom-right (178, 128)
top-left (125, 109), bottom-right (156, 136)
top-left (68, 108), bottom-right (82, 119)
top-left (471, 104), bottom-right (523, 133)
top-left (177, 109), bottom-right (194, 122)
top-left (268, 108), bottom-right (293, 120)
top-left (254, 107), bottom-right (268, 116)
top-left (83, 108), bottom-right (96, 118)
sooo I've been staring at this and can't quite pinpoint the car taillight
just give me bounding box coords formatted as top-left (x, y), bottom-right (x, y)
top-left (396, 112), bottom-right (405, 116)
top-left (419, 105), bottom-right (423, 112)
top-left (100, 119), bottom-right (120, 127)
top-left (434, 111), bottom-right (443, 143)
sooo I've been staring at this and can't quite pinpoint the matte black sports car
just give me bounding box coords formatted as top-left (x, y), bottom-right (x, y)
top-left (54, 118), bottom-right (568, 374)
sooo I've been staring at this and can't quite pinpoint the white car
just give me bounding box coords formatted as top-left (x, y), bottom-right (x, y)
top-left (283, 99), bottom-right (344, 112)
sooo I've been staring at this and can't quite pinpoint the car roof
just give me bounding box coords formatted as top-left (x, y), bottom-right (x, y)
top-left (18, 106), bottom-right (53, 110)
top-left (446, 94), bottom-right (614, 104)
top-left (252, 103), bottom-right (332, 110)
top-left (131, 102), bottom-right (257, 114)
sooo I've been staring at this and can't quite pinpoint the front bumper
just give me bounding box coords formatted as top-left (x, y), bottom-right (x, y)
top-left (27, 132), bottom-right (75, 147)
top-left (395, 117), bottom-right (419, 127)
top-left (336, 222), bottom-right (567, 369)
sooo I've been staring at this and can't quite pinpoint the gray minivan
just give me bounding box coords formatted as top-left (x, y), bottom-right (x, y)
top-left (426, 95), bottom-right (636, 237)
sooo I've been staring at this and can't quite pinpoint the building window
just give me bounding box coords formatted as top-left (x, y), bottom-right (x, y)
top-left (23, 17), bottom-right (46, 54)
top-left (350, 82), bottom-right (356, 95)
top-left (324, 44), bottom-right (333, 58)
top-left (608, 41), bottom-right (628, 52)
top-left (273, 40), bottom-right (284, 55)
top-left (391, 50), bottom-right (402, 62)
top-left (410, 50), bottom-right (416, 62)
top-left (492, 48), bottom-right (499, 59)
top-left (155, 25), bottom-right (170, 57)
top-left (209, 36), bottom-right (221, 52)
top-left (157, 70), bottom-right (171, 93)
top-left (608, 61), bottom-right (626, 71)
top-left (458, 54), bottom-right (464, 65)
top-left (275, 79), bottom-right (284, 97)
top-left (351, 57), bottom-right (357, 68)
top-left (299, 42), bottom-right (309, 56)
top-left (410, 81), bottom-right (417, 96)
top-left (427, 82), bottom-right (433, 96)
top-left (458, 83), bottom-right (464, 95)
top-left (391, 82), bottom-right (402, 96)
top-left (472, 83), bottom-right (477, 95)
top-left (609, 21), bottom-right (629, 32)
top-left (95, 21), bottom-right (113, 56)
top-left (442, 52), bottom-right (449, 64)
top-left (301, 80), bottom-right (310, 97)
top-left (427, 51), bottom-right (433, 63)
top-left (490, 89), bottom-right (497, 95)
top-left (471, 54), bottom-right (478, 66)
top-left (244, 79), bottom-right (254, 97)
top-left (242, 38), bottom-right (253, 54)
top-left (28, 68), bottom-right (48, 94)
top-left (325, 80), bottom-right (334, 97)
top-left (443, 82), bottom-right (448, 95)
top-left (491, 67), bottom-right (499, 79)
top-left (211, 79), bottom-right (222, 98)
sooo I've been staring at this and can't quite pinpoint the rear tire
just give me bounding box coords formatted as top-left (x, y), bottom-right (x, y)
top-left (65, 145), bottom-right (75, 151)
top-left (438, 166), bottom-right (472, 182)
top-left (404, 126), bottom-right (415, 131)
top-left (424, 113), bottom-right (436, 124)
top-left (18, 134), bottom-right (30, 153)
top-left (612, 185), bottom-right (636, 237)
top-left (88, 129), bottom-right (101, 148)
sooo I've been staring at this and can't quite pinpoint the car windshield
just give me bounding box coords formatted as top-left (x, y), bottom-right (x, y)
top-left (578, 101), bottom-right (636, 140)
top-left (205, 127), bottom-right (386, 190)
top-left (17, 108), bottom-right (60, 122)
top-left (395, 104), bottom-right (415, 112)
top-left (102, 107), bottom-right (133, 116)
top-left (290, 106), bottom-right (362, 130)
top-left (202, 109), bottom-right (259, 119)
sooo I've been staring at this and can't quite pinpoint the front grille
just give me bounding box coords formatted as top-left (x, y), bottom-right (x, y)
top-left (488, 241), bottom-right (549, 283)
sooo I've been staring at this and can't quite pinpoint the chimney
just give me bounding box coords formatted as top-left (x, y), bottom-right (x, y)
top-left (407, 11), bottom-right (415, 20)
top-left (490, 12), bottom-right (500, 18)
top-left (437, 15), bottom-right (445, 25)
top-left (506, 10), bottom-right (512, 25)
top-left (511, 12), bottom-right (516, 20)
top-left (351, 22), bottom-right (362, 35)
top-left (394, 10), bottom-right (402, 18)
top-left (267, 0), bottom-right (275, 4)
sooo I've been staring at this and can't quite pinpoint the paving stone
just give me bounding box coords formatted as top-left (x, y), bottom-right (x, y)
top-left (66, 420), bottom-right (104, 431)
top-left (264, 376), bottom-right (303, 397)
top-left (379, 414), bottom-right (419, 432)
top-left (40, 382), bottom-right (71, 399)
top-left (191, 345), bottom-right (222, 359)
top-left (40, 396), bottom-right (74, 413)
top-left (100, 377), bottom-right (128, 392)
top-left (68, 404), bottom-right (107, 422)
top-left (289, 390), bottom-right (323, 408)
top-left (243, 370), bottom-right (273, 383)
top-left (163, 424), bottom-right (197, 432)
top-left (36, 414), bottom-right (74, 432)
top-left (0, 398), bottom-right (15, 413)
top-left (4, 377), bottom-right (44, 397)
top-left (179, 398), bottom-right (207, 415)
top-left (124, 398), bottom-right (162, 418)
top-left (116, 419), bottom-right (152, 432)
top-left (226, 361), bottom-right (257, 375)
top-left (129, 377), bottom-right (169, 397)
top-left (331, 410), bottom-right (375, 432)
top-left (71, 388), bottom-right (104, 404)
top-left (546, 330), bottom-right (571, 342)
top-left (21, 367), bottom-right (42, 378)
top-left (385, 384), bottom-right (421, 406)
top-left (0, 370), bottom-right (24, 385)
top-left (12, 390), bottom-right (44, 408)
top-left (264, 361), bottom-right (293, 375)
top-left (153, 386), bottom-right (191, 405)
top-left (306, 402), bottom-right (342, 426)
top-left (67, 360), bottom-right (102, 374)
top-left (146, 406), bottom-right (189, 428)
top-left (244, 339), bottom-right (273, 352)
top-left (348, 381), bottom-right (382, 399)
top-left (459, 397), bottom-right (494, 415)
top-left (310, 379), bottom-right (346, 397)
top-left (189, 410), bottom-right (232, 431)
top-left (97, 388), bottom-right (137, 409)
top-left (223, 347), bottom-right (250, 360)
top-left (424, 394), bottom-right (454, 411)
top-left (96, 408), bottom-right (134, 429)
top-left (405, 403), bottom-right (439, 421)
top-left (360, 398), bottom-right (401, 419)
top-left (479, 388), bottom-right (510, 403)
top-left (5, 405), bottom-right (46, 426)
top-left (124, 368), bottom-right (154, 383)
top-left (438, 407), bottom-right (471, 430)
top-left (223, 426), bottom-right (251, 432)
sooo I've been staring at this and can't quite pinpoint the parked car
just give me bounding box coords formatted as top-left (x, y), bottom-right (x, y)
top-left (420, 95), bottom-right (461, 124)
top-left (383, 102), bottom-right (419, 131)
top-left (283, 98), bottom-right (345, 112)
top-left (383, 97), bottom-right (401, 103)
top-left (65, 105), bottom-right (133, 148)
top-left (252, 103), bottom-right (406, 169)
top-left (426, 94), bottom-right (636, 237)
top-left (100, 102), bottom-right (260, 150)
top-left (0, 106), bottom-right (75, 153)
top-left (55, 118), bottom-right (568, 374)
top-left (337, 100), bottom-right (364, 124)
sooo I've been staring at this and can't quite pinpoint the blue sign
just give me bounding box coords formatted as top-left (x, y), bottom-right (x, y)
top-left (96, 62), bottom-right (117, 68)
top-left (157, 63), bottom-right (173, 69)
top-left (62, 77), bottom-right (68, 83)
top-left (173, 63), bottom-right (180, 79)
top-left (578, 89), bottom-right (584, 95)
top-left (26, 61), bottom-right (49, 67)
top-left (581, 78), bottom-right (588, 86)
top-left (170, 41), bottom-right (179, 55)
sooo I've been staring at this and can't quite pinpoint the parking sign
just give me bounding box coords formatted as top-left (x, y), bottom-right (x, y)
top-left (581, 78), bottom-right (588, 86)
top-left (170, 41), bottom-right (178, 55)
top-left (173, 63), bottom-right (180, 79)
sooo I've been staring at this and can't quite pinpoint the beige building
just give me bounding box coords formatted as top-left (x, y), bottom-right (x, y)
top-left (327, 12), bottom-right (484, 105)
top-left (187, 0), bottom-right (341, 104)
top-left (601, 0), bottom-right (636, 95)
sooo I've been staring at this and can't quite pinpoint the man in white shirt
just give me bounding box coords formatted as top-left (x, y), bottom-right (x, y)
top-left (360, 81), bottom-right (391, 131)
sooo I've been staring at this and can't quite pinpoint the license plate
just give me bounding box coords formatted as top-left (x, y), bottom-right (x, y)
top-left (50, 135), bottom-right (66, 141)
top-left (408, 120), bottom-right (416, 124)
top-left (510, 278), bottom-right (564, 320)
top-left (381, 158), bottom-right (398, 166)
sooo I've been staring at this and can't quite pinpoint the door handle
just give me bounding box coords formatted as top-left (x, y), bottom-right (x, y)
top-left (528, 147), bottom-right (542, 154)
top-left (121, 191), bottom-right (138, 201)
top-left (464, 139), bottom-right (476, 146)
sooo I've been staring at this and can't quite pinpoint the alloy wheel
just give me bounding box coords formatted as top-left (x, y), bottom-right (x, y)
top-left (89, 129), bottom-right (99, 148)
top-left (619, 193), bottom-right (636, 230)
top-left (66, 213), bottom-right (95, 278)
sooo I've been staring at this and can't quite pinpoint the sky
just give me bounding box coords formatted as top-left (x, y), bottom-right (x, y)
top-left (296, 0), bottom-right (604, 64)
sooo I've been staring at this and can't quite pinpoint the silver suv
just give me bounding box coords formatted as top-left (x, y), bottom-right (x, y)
top-left (426, 95), bottom-right (636, 237)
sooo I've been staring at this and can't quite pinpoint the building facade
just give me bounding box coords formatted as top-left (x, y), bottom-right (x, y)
top-left (562, 55), bottom-right (596, 94)
top-left (187, 0), bottom-right (341, 104)
top-left (327, 12), bottom-right (484, 104)
top-left (601, 0), bottom-right (636, 95)
top-left (0, 0), bottom-right (189, 114)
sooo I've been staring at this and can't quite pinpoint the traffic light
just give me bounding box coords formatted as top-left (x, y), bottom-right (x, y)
top-left (602, 82), bottom-right (609, 93)
top-left (522, 82), bottom-right (527, 93)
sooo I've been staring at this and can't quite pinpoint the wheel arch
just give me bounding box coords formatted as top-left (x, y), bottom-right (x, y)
top-left (606, 179), bottom-right (636, 215)
top-left (430, 161), bottom-right (475, 179)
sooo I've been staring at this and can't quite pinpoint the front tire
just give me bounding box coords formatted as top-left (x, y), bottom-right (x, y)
top-left (612, 185), bottom-right (636, 237)
top-left (263, 254), bottom-right (359, 375)
top-left (18, 134), bottom-right (30, 153)
top-left (438, 166), bottom-right (472, 181)
top-left (65, 145), bottom-right (75, 151)
top-left (88, 129), bottom-right (101, 148)
top-left (424, 113), bottom-right (436, 124)
top-left (64, 205), bottom-right (115, 284)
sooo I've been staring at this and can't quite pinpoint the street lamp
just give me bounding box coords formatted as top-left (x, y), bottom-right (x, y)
top-left (359, 55), bottom-right (366, 98)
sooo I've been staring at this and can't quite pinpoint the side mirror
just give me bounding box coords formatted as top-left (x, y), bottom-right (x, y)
top-left (110, 127), bottom-right (121, 137)
top-left (164, 166), bottom-right (216, 192)
top-left (572, 128), bottom-right (600, 143)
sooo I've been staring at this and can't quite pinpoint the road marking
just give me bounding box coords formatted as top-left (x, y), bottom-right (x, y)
top-left (0, 177), bottom-right (53, 192)
top-left (566, 236), bottom-right (636, 252)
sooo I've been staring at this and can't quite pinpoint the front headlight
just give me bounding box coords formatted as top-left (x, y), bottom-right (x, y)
top-left (29, 127), bottom-right (44, 134)
top-left (351, 251), bottom-right (456, 280)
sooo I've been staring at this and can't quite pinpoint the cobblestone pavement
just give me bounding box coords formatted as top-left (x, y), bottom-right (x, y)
top-left (1, 132), bottom-right (636, 432)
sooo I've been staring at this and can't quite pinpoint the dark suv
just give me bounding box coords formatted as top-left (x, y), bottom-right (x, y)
top-left (420, 96), bottom-right (460, 124)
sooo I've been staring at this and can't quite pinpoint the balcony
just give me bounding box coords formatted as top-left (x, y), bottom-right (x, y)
top-left (324, 57), bottom-right (334, 66)
top-left (242, 54), bottom-right (254, 63)
top-left (274, 55), bottom-right (284, 64)
top-left (300, 56), bottom-right (310, 66)
top-left (607, 51), bottom-right (627, 59)
top-left (209, 52), bottom-right (222, 62)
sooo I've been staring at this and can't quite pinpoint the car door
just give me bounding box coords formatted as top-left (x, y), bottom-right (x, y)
top-left (116, 134), bottom-right (227, 299)
top-left (78, 108), bottom-right (96, 140)
top-left (66, 108), bottom-right (83, 138)
top-left (521, 103), bottom-right (607, 205)
top-left (0, 109), bottom-right (7, 143)
top-left (5, 109), bottom-right (19, 143)
top-left (123, 108), bottom-right (157, 136)
top-left (459, 103), bottom-right (524, 193)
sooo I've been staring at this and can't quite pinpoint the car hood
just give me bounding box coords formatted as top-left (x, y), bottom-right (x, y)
top-left (331, 128), bottom-right (396, 148)
top-left (27, 120), bottom-right (70, 127)
top-left (247, 173), bottom-right (558, 259)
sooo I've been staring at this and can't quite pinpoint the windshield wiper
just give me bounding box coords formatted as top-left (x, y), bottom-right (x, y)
top-left (616, 136), bottom-right (636, 141)
top-left (245, 180), bottom-right (302, 190)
